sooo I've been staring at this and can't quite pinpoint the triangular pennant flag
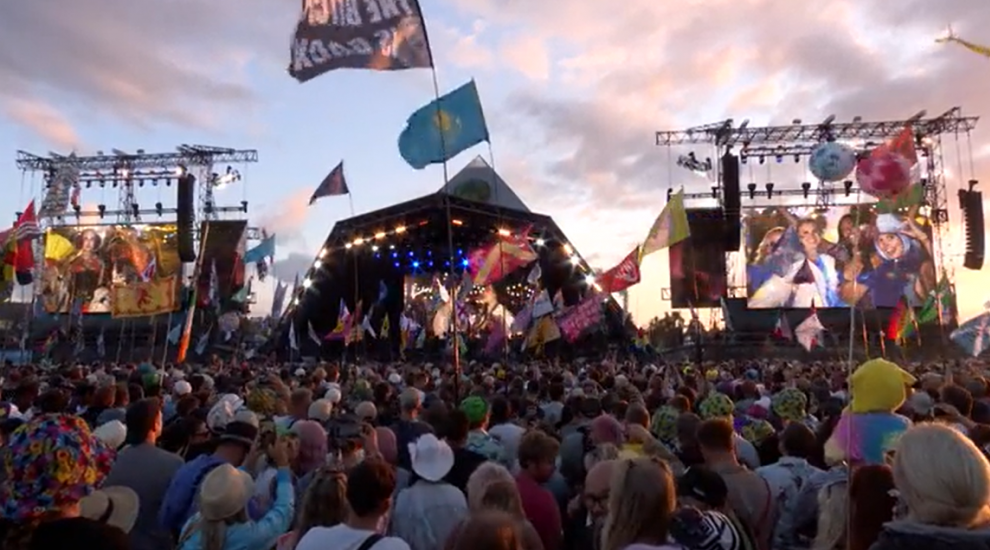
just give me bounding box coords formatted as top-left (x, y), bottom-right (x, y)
top-left (310, 161), bottom-right (349, 204)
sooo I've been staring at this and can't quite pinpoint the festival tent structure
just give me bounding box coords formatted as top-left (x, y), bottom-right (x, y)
top-left (277, 156), bottom-right (629, 357)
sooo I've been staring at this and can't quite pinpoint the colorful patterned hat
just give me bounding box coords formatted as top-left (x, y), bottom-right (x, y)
top-left (0, 414), bottom-right (114, 521)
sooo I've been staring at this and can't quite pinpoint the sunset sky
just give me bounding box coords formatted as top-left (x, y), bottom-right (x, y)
top-left (2, 0), bottom-right (989, 325)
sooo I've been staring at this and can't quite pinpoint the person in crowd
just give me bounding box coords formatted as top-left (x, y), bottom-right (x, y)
top-left (295, 458), bottom-right (409, 550)
top-left (443, 409), bottom-right (488, 495)
top-left (177, 437), bottom-right (295, 550)
top-left (468, 479), bottom-right (544, 550)
top-left (870, 423), bottom-right (990, 549)
top-left (391, 433), bottom-right (468, 550)
top-left (489, 397), bottom-right (527, 470)
top-left (847, 464), bottom-right (896, 550)
top-left (0, 414), bottom-right (116, 550)
top-left (445, 511), bottom-right (525, 550)
top-left (461, 396), bottom-right (510, 466)
top-left (516, 430), bottom-right (562, 550)
top-left (672, 465), bottom-right (753, 550)
top-left (565, 459), bottom-right (614, 550)
top-left (159, 418), bottom-right (260, 536)
top-left (813, 480), bottom-right (847, 550)
top-left (105, 398), bottom-right (184, 550)
top-left (279, 466), bottom-right (348, 550)
top-left (696, 418), bottom-right (775, 550)
top-left (756, 422), bottom-right (823, 548)
top-left (601, 457), bottom-right (681, 550)
top-left (392, 388), bottom-right (433, 470)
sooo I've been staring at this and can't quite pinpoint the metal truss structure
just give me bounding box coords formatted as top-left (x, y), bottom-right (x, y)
top-left (655, 107), bottom-right (981, 307)
top-left (16, 145), bottom-right (257, 227)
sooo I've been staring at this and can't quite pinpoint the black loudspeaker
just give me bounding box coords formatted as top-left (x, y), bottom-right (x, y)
top-left (721, 152), bottom-right (741, 251)
top-left (177, 174), bottom-right (196, 262)
top-left (959, 186), bottom-right (984, 270)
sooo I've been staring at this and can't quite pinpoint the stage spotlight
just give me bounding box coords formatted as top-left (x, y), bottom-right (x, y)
top-left (175, 165), bottom-right (186, 177)
top-left (451, 219), bottom-right (463, 226)
top-left (394, 262), bottom-right (400, 268)
top-left (759, 156), bottom-right (765, 165)
top-left (535, 238), bottom-right (545, 247)
top-left (303, 278), bottom-right (312, 288)
top-left (461, 258), bottom-right (470, 267)
top-left (98, 204), bottom-right (106, 218)
top-left (793, 154), bottom-right (801, 163)
top-left (747, 183), bottom-right (757, 200)
top-left (801, 182), bottom-right (811, 198)
top-left (740, 154), bottom-right (748, 165)
top-left (85, 182), bottom-right (91, 189)
top-left (765, 183), bottom-right (774, 199)
top-left (711, 186), bottom-right (718, 198)
top-left (407, 251), bottom-right (414, 257)
top-left (353, 238), bottom-right (365, 246)
top-left (843, 180), bottom-right (853, 196)
top-left (428, 261), bottom-right (434, 268)
top-left (775, 154), bottom-right (784, 164)
top-left (395, 226), bottom-right (407, 233)
top-left (412, 260), bottom-right (420, 269)
top-left (155, 202), bottom-right (163, 216)
top-left (374, 232), bottom-right (386, 239)
top-left (498, 228), bottom-right (511, 237)
top-left (569, 256), bottom-right (580, 265)
top-left (319, 248), bottom-right (327, 259)
top-left (345, 243), bottom-right (353, 249)
top-left (313, 260), bottom-right (321, 269)
top-left (204, 201), bottom-right (214, 215)
top-left (562, 243), bottom-right (573, 255)
top-left (391, 252), bottom-right (398, 258)
top-left (241, 200), bottom-right (248, 213)
top-left (372, 245), bottom-right (379, 252)
top-left (73, 204), bottom-right (81, 216)
top-left (584, 274), bottom-right (595, 285)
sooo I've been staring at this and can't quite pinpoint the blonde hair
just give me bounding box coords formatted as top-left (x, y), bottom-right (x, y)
top-left (893, 423), bottom-right (990, 527)
top-left (466, 462), bottom-right (515, 510)
top-left (185, 510), bottom-right (248, 550)
top-left (294, 467), bottom-right (349, 548)
top-left (812, 482), bottom-right (847, 550)
top-left (601, 458), bottom-right (675, 550)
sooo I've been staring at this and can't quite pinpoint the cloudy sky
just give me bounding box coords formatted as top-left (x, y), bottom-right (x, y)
top-left (2, 0), bottom-right (989, 324)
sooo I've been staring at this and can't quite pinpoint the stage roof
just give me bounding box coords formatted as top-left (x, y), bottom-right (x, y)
top-left (279, 157), bottom-right (628, 349)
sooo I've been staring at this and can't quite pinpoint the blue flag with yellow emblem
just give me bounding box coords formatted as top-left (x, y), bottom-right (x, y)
top-left (398, 80), bottom-right (488, 169)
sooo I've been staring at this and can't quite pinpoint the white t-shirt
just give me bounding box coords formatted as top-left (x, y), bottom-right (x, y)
top-left (295, 524), bottom-right (410, 550)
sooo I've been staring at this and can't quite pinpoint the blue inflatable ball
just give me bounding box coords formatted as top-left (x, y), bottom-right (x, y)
top-left (809, 142), bottom-right (856, 182)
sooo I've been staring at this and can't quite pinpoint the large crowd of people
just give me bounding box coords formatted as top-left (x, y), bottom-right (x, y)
top-left (0, 353), bottom-right (989, 550)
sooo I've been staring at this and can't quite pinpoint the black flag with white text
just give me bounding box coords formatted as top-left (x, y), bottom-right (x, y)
top-left (290, 0), bottom-right (434, 83)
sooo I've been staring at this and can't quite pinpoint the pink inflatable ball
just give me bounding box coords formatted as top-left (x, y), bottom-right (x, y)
top-left (855, 151), bottom-right (912, 199)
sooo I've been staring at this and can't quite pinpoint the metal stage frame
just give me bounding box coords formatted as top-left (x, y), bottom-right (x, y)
top-left (16, 145), bottom-right (258, 229)
top-left (654, 107), bottom-right (980, 310)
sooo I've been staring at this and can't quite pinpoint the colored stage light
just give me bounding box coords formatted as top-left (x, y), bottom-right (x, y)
top-left (395, 226), bottom-right (407, 233)
top-left (452, 219), bottom-right (463, 225)
top-left (375, 232), bottom-right (386, 239)
top-left (408, 251), bottom-right (414, 257)
top-left (535, 238), bottom-right (545, 246)
top-left (562, 243), bottom-right (573, 255)
top-left (394, 262), bottom-right (400, 268)
top-left (498, 228), bottom-right (511, 236)
top-left (353, 238), bottom-right (365, 246)
top-left (461, 258), bottom-right (469, 267)
top-left (428, 261), bottom-right (434, 267)
top-left (412, 261), bottom-right (420, 268)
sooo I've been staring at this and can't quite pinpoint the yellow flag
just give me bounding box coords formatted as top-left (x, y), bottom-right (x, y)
top-left (640, 189), bottom-right (690, 261)
top-left (380, 315), bottom-right (390, 338)
top-left (936, 28), bottom-right (990, 58)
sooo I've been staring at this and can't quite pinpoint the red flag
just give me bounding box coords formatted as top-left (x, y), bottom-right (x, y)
top-left (10, 202), bottom-right (39, 285)
top-left (873, 125), bottom-right (917, 165)
top-left (597, 248), bottom-right (641, 294)
top-left (469, 228), bottom-right (538, 286)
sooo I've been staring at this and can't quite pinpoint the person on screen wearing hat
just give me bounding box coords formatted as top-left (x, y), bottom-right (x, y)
top-left (390, 434), bottom-right (468, 550)
top-left (460, 396), bottom-right (509, 467)
top-left (177, 437), bottom-right (295, 550)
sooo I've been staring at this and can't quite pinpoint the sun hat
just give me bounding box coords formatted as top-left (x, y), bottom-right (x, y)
top-left (409, 433), bottom-right (454, 482)
top-left (308, 399), bottom-right (333, 423)
top-left (80, 486), bottom-right (139, 533)
top-left (199, 464), bottom-right (255, 521)
top-left (92, 420), bottom-right (127, 450)
top-left (324, 385), bottom-right (342, 404)
top-left (0, 414), bottom-right (115, 521)
top-left (460, 396), bottom-right (488, 424)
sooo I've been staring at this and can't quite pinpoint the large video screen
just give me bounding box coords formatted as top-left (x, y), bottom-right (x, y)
top-left (196, 221), bottom-right (247, 308)
top-left (669, 209), bottom-right (728, 308)
top-left (745, 206), bottom-right (936, 309)
top-left (41, 224), bottom-right (181, 313)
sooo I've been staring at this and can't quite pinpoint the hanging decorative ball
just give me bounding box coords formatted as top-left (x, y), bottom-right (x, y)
top-left (855, 151), bottom-right (912, 199)
top-left (809, 142), bottom-right (857, 182)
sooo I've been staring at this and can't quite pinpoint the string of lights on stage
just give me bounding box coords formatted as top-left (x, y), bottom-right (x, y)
top-left (287, 220), bottom-right (596, 310)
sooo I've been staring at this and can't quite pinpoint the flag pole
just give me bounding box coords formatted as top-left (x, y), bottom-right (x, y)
top-left (160, 310), bottom-right (172, 366)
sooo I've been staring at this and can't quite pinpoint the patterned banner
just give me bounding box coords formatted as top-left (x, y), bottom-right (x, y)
top-left (597, 248), bottom-right (641, 294)
top-left (556, 295), bottom-right (602, 342)
top-left (111, 276), bottom-right (178, 318)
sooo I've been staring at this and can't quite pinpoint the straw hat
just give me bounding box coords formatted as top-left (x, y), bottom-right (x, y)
top-left (80, 486), bottom-right (139, 533)
top-left (409, 433), bottom-right (454, 482)
top-left (198, 464), bottom-right (255, 521)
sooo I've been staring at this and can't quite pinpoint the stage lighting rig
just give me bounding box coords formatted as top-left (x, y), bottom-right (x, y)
top-left (765, 183), bottom-right (775, 199)
top-left (801, 182), bottom-right (811, 198)
top-left (747, 183), bottom-right (757, 200)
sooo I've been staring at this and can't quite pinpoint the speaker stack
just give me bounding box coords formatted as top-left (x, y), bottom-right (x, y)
top-left (177, 174), bottom-right (197, 262)
top-left (959, 181), bottom-right (985, 270)
top-left (721, 152), bottom-right (741, 252)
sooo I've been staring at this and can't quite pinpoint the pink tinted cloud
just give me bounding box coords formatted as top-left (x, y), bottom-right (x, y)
top-left (3, 98), bottom-right (80, 151)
